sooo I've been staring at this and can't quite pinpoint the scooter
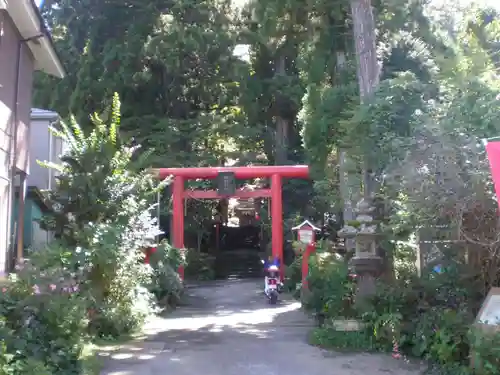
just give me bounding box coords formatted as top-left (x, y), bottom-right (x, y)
top-left (264, 265), bottom-right (280, 304)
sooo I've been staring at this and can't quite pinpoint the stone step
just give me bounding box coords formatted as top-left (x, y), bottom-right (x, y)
top-left (213, 249), bottom-right (264, 280)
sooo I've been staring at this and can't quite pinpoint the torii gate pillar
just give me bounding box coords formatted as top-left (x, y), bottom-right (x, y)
top-left (271, 174), bottom-right (283, 264)
top-left (172, 175), bottom-right (185, 278)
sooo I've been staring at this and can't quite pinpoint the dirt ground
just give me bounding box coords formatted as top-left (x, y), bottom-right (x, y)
top-left (99, 279), bottom-right (425, 375)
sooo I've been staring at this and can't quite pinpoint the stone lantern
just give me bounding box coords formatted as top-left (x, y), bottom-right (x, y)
top-left (338, 196), bottom-right (382, 298)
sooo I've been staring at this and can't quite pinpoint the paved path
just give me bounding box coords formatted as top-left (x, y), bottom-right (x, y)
top-left (99, 280), bottom-right (424, 375)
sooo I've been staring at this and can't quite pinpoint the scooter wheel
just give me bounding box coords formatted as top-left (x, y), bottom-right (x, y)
top-left (269, 293), bottom-right (278, 305)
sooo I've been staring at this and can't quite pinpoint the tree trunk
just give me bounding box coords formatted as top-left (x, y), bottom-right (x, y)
top-left (337, 51), bottom-right (357, 252)
top-left (349, 0), bottom-right (383, 300)
top-left (197, 231), bottom-right (203, 252)
top-left (350, 0), bottom-right (380, 197)
top-left (275, 55), bottom-right (288, 165)
top-left (350, 0), bottom-right (379, 101)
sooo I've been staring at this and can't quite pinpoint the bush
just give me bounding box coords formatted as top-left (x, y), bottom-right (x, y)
top-left (309, 326), bottom-right (377, 351)
top-left (302, 254), bottom-right (357, 322)
top-left (0, 94), bottom-right (180, 372)
top-left (39, 94), bottom-right (167, 339)
top-left (306, 257), bottom-right (500, 374)
top-left (469, 328), bottom-right (500, 375)
top-left (284, 254), bottom-right (302, 297)
top-left (183, 250), bottom-right (215, 281)
top-left (81, 221), bottom-right (158, 339)
top-left (148, 242), bottom-right (184, 306)
top-left (359, 263), bottom-right (477, 364)
top-left (0, 257), bottom-right (88, 375)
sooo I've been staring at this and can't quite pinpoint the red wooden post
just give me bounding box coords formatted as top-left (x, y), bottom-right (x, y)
top-left (271, 173), bottom-right (284, 281)
top-left (172, 175), bottom-right (185, 279)
top-left (486, 141), bottom-right (500, 212)
top-left (292, 220), bottom-right (321, 291)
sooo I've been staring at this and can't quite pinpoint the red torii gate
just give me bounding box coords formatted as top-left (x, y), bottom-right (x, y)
top-left (155, 165), bottom-right (310, 279)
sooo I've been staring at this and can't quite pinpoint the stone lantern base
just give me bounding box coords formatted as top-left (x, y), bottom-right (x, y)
top-left (350, 255), bottom-right (383, 299)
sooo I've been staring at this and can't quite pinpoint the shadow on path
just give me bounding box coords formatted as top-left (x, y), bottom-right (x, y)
top-left (99, 280), bottom-right (425, 375)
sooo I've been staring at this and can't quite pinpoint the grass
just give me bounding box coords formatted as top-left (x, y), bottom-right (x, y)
top-left (308, 327), bottom-right (380, 352)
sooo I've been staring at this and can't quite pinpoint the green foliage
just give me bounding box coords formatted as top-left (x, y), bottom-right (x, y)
top-left (36, 0), bottom-right (241, 168)
top-left (301, 79), bottom-right (358, 168)
top-left (343, 72), bottom-right (426, 164)
top-left (301, 254), bottom-right (357, 321)
top-left (469, 328), bottom-right (500, 375)
top-left (309, 327), bottom-right (377, 352)
top-left (41, 94), bottom-right (166, 339)
top-left (33, 0), bottom-right (500, 240)
top-left (361, 274), bottom-right (473, 363)
top-left (354, 267), bottom-right (499, 373)
top-left (183, 250), bottom-right (216, 281)
top-left (35, 0), bottom-right (250, 238)
top-left (1, 94), bottom-right (193, 372)
top-left (304, 257), bottom-right (500, 373)
top-left (148, 242), bottom-right (184, 307)
top-left (28, 4), bottom-right (500, 374)
top-left (284, 254), bottom-right (302, 297)
top-left (40, 93), bottom-right (161, 241)
top-left (0, 249), bottom-right (88, 375)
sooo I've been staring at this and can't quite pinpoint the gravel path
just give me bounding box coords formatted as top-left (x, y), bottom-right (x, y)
top-left (99, 279), bottom-right (424, 375)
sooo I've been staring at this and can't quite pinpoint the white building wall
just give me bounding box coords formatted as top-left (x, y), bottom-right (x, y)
top-left (29, 109), bottom-right (62, 190)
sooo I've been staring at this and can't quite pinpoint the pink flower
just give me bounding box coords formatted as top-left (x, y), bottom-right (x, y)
top-left (32, 285), bottom-right (41, 294)
top-left (1, 287), bottom-right (6, 293)
top-left (72, 285), bottom-right (79, 293)
top-left (62, 286), bottom-right (69, 292)
top-left (392, 341), bottom-right (401, 359)
top-left (49, 284), bottom-right (57, 291)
